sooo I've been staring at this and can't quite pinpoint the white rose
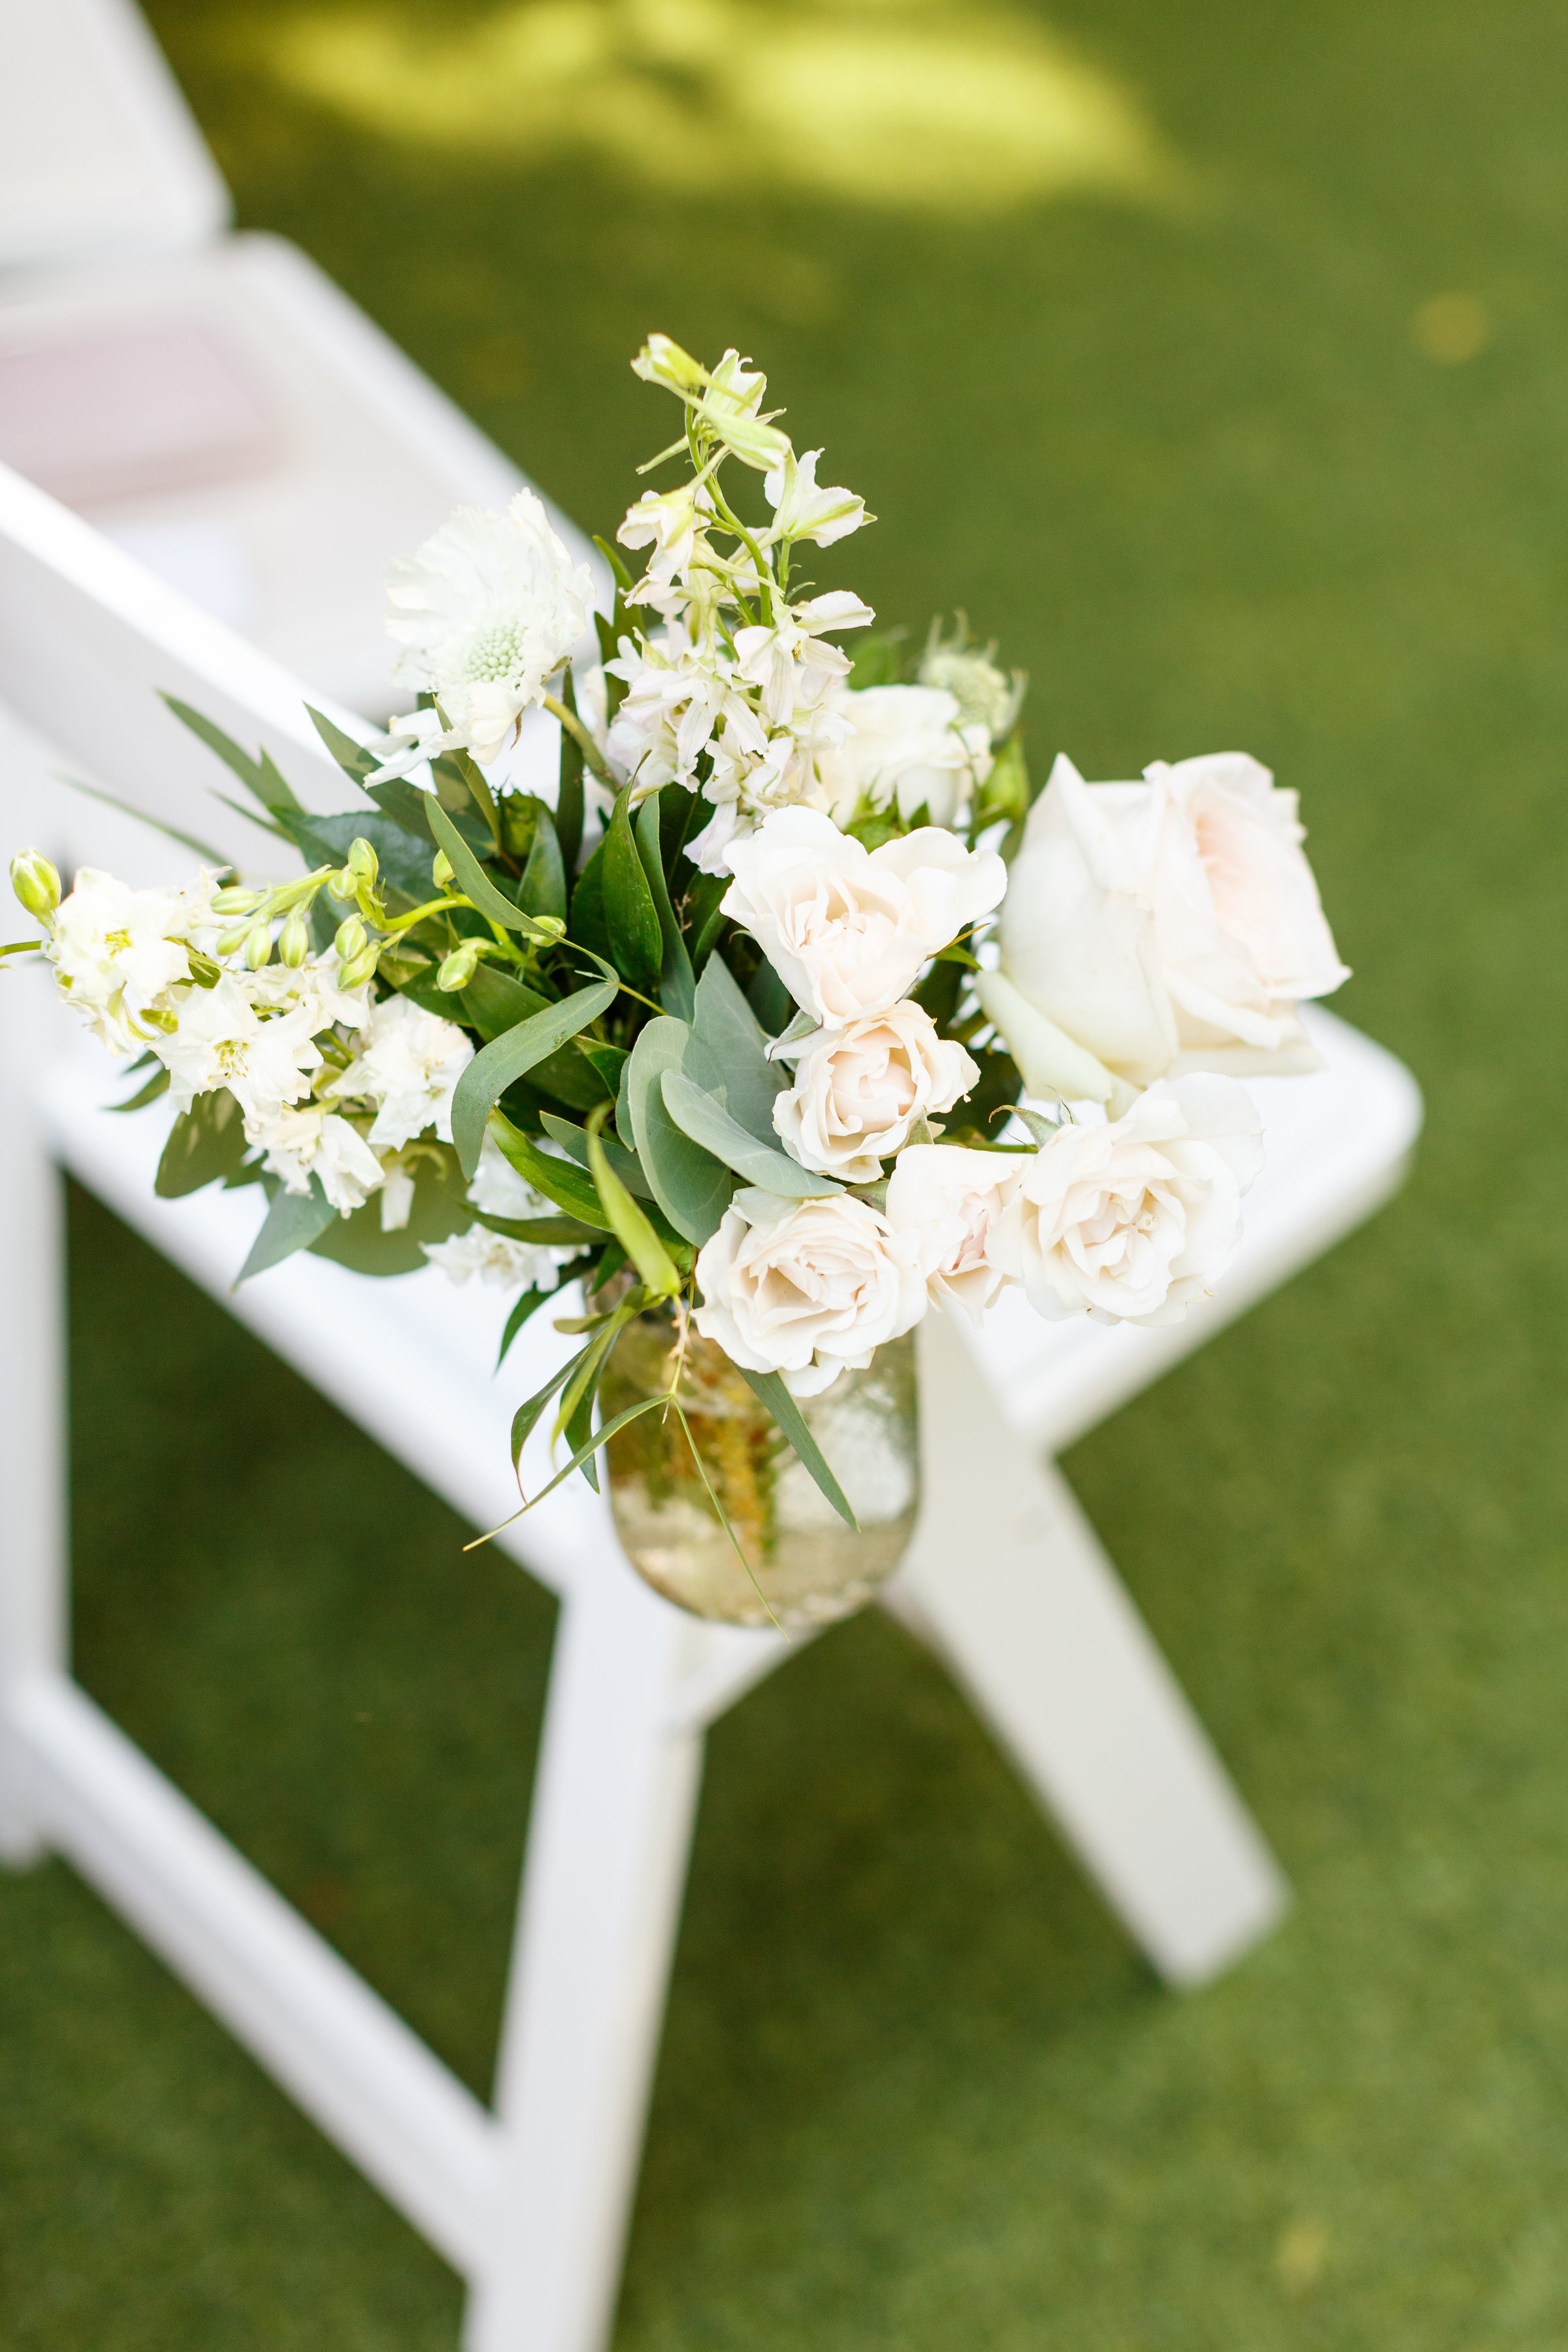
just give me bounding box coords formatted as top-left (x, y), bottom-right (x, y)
top-left (885, 1144), bottom-right (1022, 1324)
top-left (817, 683), bottom-right (992, 829)
top-left (773, 1002), bottom-right (979, 1181)
top-left (992, 1075), bottom-right (1265, 1328)
top-left (694, 1186), bottom-right (926, 1397)
top-left (996, 752), bottom-right (1348, 1086)
top-left (721, 806), bottom-right (1006, 1026)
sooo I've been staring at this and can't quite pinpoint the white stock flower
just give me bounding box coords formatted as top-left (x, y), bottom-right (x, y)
top-left (606, 631), bottom-right (764, 797)
top-left (423, 1229), bottom-right (562, 1291)
top-left (992, 1075), bottom-right (1265, 1328)
top-left (721, 807), bottom-right (1007, 1025)
top-left (48, 868), bottom-right (195, 1051)
top-left (885, 1145), bottom-right (1022, 1324)
top-left (694, 1188), bottom-right (926, 1398)
top-left (762, 449), bottom-right (868, 547)
top-left (254, 1105), bottom-right (385, 1215)
top-left (773, 1002), bottom-right (979, 1182)
top-left (818, 683), bottom-right (992, 828)
top-left (732, 591), bottom-right (874, 727)
top-left (154, 973), bottom-right (323, 1125)
top-left (245, 947), bottom-right (371, 1033)
top-left (998, 752), bottom-right (1348, 1086)
top-left (616, 481), bottom-right (713, 583)
top-left (328, 993), bottom-right (474, 1149)
top-left (380, 492), bottom-right (595, 772)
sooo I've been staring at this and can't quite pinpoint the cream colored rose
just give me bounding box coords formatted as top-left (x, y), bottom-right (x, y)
top-left (995, 752), bottom-right (1348, 1087)
top-left (817, 683), bottom-right (992, 829)
top-left (885, 1145), bottom-right (1021, 1324)
top-left (693, 1186), bottom-right (926, 1397)
top-left (721, 806), bottom-right (1006, 1026)
top-left (773, 1002), bottom-right (979, 1181)
top-left (992, 1075), bottom-right (1264, 1328)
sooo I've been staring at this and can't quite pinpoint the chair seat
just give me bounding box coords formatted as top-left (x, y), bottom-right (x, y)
top-left (0, 234), bottom-right (555, 715)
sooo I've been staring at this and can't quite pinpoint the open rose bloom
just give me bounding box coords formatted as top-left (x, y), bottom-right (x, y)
top-left (8, 332), bottom-right (1350, 1539)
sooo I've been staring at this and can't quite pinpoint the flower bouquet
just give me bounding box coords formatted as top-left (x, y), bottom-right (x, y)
top-left (5, 336), bottom-right (1347, 1628)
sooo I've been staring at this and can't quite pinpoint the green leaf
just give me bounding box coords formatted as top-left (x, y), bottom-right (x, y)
top-left (424, 798), bottom-right (553, 939)
top-left (685, 868), bottom-right (730, 970)
top-left (568, 838), bottom-right (612, 965)
top-left (365, 776), bottom-right (437, 837)
top-left (735, 1367), bottom-right (858, 1531)
top-left (555, 668), bottom-right (585, 885)
top-left (108, 1064), bottom-right (171, 1113)
top-left (661, 1071), bottom-right (841, 1196)
top-left (310, 1156), bottom-right (469, 1275)
top-left (452, 978), bottom-right (618, 1176)
top-left (163, 694), bottom-right (304, 816)
top-left (587, 1112), bottom-right (681, 1298)
top-left (459, 963), bottom-right (551, 1039)
top-left (237, 1176), bottom-right (339, 1283)
top-left (592, 533), bottom-right (634, 594)
top-left (155, 1089), bottom-right (247, 1197)
top-left (489, 1111), bottom-right (611, 1227)
top-left (511, 1347), bottom-right (589, 1471)
top-left (690, 954), bottom-right (785, 1145)
top-left (459, 1203), bottom-right (602, 1246)
top-left (520, 800), bottom-right (567, 920)
top-left (625, 1018), bottom-right (733, 1245)
top-left (498, 1274), bottom-right (588, 1369)
top-left (519, 1390), bottom-right (670, 1513)
top-left (279, 810), bottom-right (434, 906)
top-left (304, 703), bottom-right (380, 791)
top-left (746, 956), bottom-right (793, 1037)
top-left (603, 789), bottom-right (662, 995)
top-left (60, 774), bottom-right (235, 866)
top-left (540, 1111), bottom-right (653, 1198)
top-left (634, 793), bottom-right (696, 1020)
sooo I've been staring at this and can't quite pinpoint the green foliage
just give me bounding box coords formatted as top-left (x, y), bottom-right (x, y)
top-left (235, 1176), bottom-right (339, 1283)
top-left (602, 787), bottom-right (663, 996)
top-left (555, 666), bottom-right (586, 883)
top-left (540, 1110), bottom-right (653, 1198)
top-left (154, 1089), bottom-right (246, 1198)
top-left (661, 1071), bottom-right (839, 1196)
top-left (489, 1111), bottom-right (610, 1228)
top-left (587, 1107), bottom-right (682, 1299)
top-left (626, 1017), bottom-right (734, 1244)
top-left (690, 954), bottom-right (785, 1143)
top-left (634, 794), bottom-right (697, 1020)
top-left (734, 1367), bottom-right (858, 1533)
top-left (451, 978), bottom-right (619, 1175)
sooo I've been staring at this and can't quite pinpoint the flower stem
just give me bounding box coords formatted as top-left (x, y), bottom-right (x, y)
top-left (542, 692), bottom-right (617, 791)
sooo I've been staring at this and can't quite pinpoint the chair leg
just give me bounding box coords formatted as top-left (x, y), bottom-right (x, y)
top-left (463, 1566), bottom-right (707, 2352)
top-left (885, 1307), bottom-right (1288, 1987)
top-left (0, 972), bottom-right (69, 1865)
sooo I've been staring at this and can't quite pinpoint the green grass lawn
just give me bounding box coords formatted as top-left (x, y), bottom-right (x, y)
top-left (6, 0), bottom-right (1568, 2342)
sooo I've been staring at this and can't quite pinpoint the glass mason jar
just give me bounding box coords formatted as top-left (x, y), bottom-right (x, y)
top-left (599, 1312), bottom-right (921, 1630)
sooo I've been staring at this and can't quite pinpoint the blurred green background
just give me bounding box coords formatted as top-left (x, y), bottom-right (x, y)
top-left (6, 0), bottom-right (1568, 2344)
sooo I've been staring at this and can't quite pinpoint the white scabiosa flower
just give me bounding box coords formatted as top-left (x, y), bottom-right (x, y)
top-left (773, 1002), bottom-right (979, 1183)
top-left (917, 641), bottom-right (1025, 738)
top-left (380, 491), bottom-right (595, 772)
top-left (327, 994), bottom-right (474, 1150)
top-left (693, 1187), bottom-right (926, 1397)
top-left (991, 1075), bottom-right (1265, 1328)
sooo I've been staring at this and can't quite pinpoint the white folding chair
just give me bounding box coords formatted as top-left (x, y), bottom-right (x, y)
top-left (0, 0), bottom-right (576, 716)
top-left (0, 464), bottom-right (1422, 2349)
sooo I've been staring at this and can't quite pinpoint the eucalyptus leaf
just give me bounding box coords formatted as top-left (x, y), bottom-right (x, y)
top-left (425, 798), bottom-right (553, 939)
top-left (452, 979), bottom-right (618, 1175)
top-left (305, 704), bottom-right (380, 791)
top-left (691, 954), bottom-right (786, 1144)
top-left (568, 838), bottom-right (612, 965)
top-left (236, 1176), bottom-right (338, 1284)
top-left (459, 963), bottom-right (551, 1040)
top-left (489, 1112), bottom-right (610, 1228)
top-left (626, 1018), bottom-right (733, 1245)
top-left (162, 696), bottom-right (301, 815)
top-left (735, 1367), bottom-right (858, 1531)
top-left (556, 667), bottom-right (585, 885)
top-left (661, 1071), bottom-right (841, 1197)
top-left (518, 1391), bottom-right (670, 1513)
top-left (498, 1274), bottom-right (587, 1369)
top-left (587, 1116), bottom-right (681, 1299)
top-left (155, 1088), bottom-right (247, 1197)
top-left (540, 1111), bottom-right (654, 1198)
top-left (520, 800), bottom-right (567, 919)
top-left (108, 1064), bottom-right (171, 1114)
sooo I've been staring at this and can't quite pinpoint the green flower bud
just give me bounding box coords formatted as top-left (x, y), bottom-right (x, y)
top-left (632, 334), bottom-right (709, 393)
top-left (277, 909), bottom-right (310, 968)
top-left (431, 849), bottom-right (455, 889)
top-left (10, 851), bottom-right (60, 923)
top-left (531, 913), bottom-right (566, 941)
top-left (346, 836), bottom-right (378, 886)
top-left (339, 944), bottom-right (381, 989)
top-left (243, 920), bottom-right (273, 970)
top-left (436, 941), bottom-right (482, 992)
top-left (216, 926), bottom-right (251, 956)
top-left (211, 885), bottom-right (262, 917)
top-left (335, 915), bottom-right (367, 963)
